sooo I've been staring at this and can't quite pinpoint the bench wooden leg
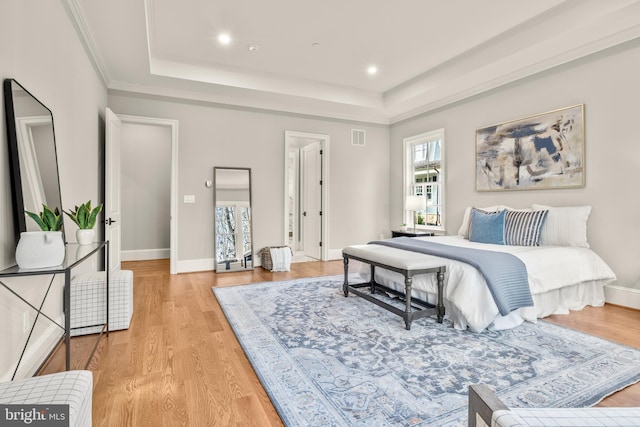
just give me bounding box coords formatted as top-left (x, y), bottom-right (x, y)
top-left (370, 265), bottom-right (375, 293)
top-left (437, 269), bottom-right (445, 323)
top-left (343, 255), bottom-right (349, 297)
top-left (404, 275), bottom-right (412, 330)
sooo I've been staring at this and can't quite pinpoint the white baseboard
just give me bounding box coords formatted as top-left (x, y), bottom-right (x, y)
top-left (327, 249), bottom-right (342, 260)
top-left (176, 258), bottom-right (215, 273)
top-left (122, 248), bottom-right (170, 261)
top-left (177, 249), bottom-right (346, 273)
top-left (1, 314), bottom-right (65, 382)
top-left (604, 285), bottom-right (640, 310)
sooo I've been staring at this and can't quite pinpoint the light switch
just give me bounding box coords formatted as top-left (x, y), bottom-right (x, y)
top-left (184, 195), bottom-right (196, 204)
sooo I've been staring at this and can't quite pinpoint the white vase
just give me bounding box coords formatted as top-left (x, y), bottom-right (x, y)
top-left (15, 231), bottom-right (65, 269)
top-left (76, 229), bottom-right (95, 245)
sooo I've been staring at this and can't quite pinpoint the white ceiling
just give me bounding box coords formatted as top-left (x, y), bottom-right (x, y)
top-left (70, 0), bottom-right (640, 124)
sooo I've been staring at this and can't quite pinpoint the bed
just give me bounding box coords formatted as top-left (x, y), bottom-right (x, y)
top-left (359, 205), bottom-right (617, 332)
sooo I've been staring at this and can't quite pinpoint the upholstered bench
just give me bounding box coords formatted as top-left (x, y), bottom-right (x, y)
top-left (342, 244), bottom-right (446, 330)
top-left (0, 370), bottom-right (92, 427)
top-left (70, 269), bottom-right (133, 336)
top-left (468, 384), bottom-right (640, 427)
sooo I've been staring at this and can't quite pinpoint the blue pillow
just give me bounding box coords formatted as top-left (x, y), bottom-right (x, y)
top-left (469, 208), bottom-right (506, 245)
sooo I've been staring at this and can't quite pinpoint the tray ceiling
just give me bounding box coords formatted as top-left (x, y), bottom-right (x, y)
top-left (71, 0), bottom-right (640, 123)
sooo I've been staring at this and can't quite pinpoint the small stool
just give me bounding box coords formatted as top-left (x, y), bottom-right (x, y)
top-left (70, 269), bottom-right (133, 336)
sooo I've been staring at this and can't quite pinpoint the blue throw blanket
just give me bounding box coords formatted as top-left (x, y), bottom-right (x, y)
top-left (369, 237), bottom-right (533, 315)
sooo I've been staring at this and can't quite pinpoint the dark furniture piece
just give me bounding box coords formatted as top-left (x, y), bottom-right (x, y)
top-left (342, 247), bottom-right (445, 330)
top-left (391, 230), bottom-right (435, 238)
top-left (468, 384), bottom-right (508, 427)
top-left (0, 242), bottom-right (109, 378)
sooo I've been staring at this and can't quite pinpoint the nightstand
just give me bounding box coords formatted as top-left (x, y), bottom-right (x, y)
top-left (391, 230), bottom-right (435, 238)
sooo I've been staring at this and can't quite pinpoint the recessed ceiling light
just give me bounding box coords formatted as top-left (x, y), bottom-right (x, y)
top-left (218, 33), bottom-right (231, 45)
top-left (312, 42), bottom-right (320, 47)
top-left (248, 44), bottom-right (260, 52)
top-left (367, 66), bottom-right (378, 75)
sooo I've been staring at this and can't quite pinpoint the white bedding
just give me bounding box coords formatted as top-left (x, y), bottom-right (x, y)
top-left (361, 235), bottom-right (616, 332)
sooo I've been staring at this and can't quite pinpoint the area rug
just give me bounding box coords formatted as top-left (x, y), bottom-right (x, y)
top-left (212, 275), bottom-right (640, 426)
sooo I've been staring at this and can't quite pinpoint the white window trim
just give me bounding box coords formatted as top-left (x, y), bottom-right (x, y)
top-left (402, 128), bottom-right (445, 232)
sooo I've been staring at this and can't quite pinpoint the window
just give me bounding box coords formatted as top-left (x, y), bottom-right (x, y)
top-left (403, 129), bottom-right (445, 231)
top-left (215, 204), bottom-right (252, 262)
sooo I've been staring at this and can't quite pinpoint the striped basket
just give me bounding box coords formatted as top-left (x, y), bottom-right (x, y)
top-left (260, 246), bottom-right (292, 270)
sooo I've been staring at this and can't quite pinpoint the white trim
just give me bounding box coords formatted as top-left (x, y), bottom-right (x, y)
top-left (177, 258), bottom-right (215, 273)
top-left (117, 115), bottom-right (179, 275)
top-left (121, 248), bottom-right (170, 261)
top-left (63, 0), bottom-right (111, 87)
top-left (327, 249), bottom-right (343, 261)
top-left (604, 285), bottom-right (640, 310)
top-left (284, 131), bottom-right (330, 261)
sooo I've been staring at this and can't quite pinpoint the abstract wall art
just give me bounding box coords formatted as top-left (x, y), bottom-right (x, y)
top-left (476, 104), bottom-right (584, 191)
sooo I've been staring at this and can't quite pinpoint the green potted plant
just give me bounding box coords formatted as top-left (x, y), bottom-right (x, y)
top-left (64, 201), bottom-right (103, 245)
top-left (16, 204), bottom-right (65, 269)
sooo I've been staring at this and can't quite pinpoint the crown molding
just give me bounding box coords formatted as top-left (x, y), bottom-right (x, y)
top-left (63, 0), bottom-right (112, 87)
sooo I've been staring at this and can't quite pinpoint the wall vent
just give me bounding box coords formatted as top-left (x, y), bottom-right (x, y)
top-left (351, 129), bottom-right (366, 146)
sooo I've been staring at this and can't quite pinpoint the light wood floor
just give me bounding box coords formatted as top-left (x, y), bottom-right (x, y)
top-left (44, 259), bottom-right (640, 425)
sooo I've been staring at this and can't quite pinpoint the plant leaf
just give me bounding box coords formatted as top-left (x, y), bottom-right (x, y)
top-left (54, 214), bottom-right (63, 231)
top-left (42, 205), bottom-right (57, 230)
top-left (78, 204), bottom-right (90, 229)
top-left (87, 203), bottom-right (103, 229)
top-left (25, 210), bottom-right (48, 231)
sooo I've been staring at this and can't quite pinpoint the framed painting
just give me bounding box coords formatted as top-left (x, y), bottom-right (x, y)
top-left (475, 104), bottom-right (584, 191)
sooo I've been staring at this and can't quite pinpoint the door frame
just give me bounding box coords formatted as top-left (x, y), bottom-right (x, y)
top-left (118, 115), bottom-right (179, 275)
top-left (284, 131), bottom-right (330, 261)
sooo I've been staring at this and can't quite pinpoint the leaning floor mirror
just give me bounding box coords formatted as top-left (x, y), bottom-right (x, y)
top-left (213, 167), bottom-right (253, 272)
top-left (4, 79), bottom-right (64, 241)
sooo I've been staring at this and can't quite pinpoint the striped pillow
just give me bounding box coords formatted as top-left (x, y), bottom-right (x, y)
top-left (504, 210), bottom-right (548, 246)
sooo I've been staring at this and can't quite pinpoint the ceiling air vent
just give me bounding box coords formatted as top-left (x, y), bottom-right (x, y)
top-left (351, 129), bottom-right (366, 146)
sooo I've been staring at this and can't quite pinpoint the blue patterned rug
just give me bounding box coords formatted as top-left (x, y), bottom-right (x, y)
top-left (213, 275), bottom-right (640, 426)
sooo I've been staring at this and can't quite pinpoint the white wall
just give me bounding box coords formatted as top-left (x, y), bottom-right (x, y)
top-left (0, 1), bottom-right (107, 378)
top-left (121, 123), bottom-right (171, 258)
top-left (107, 93), bottom-right (391, 266)
top-left (390, 39), bottom-right (640, 289)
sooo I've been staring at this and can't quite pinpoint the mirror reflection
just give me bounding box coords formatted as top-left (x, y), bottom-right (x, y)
top-left (4, 79), bottom-right (63, 239)
top-left (214, 167), bottom-right (253, 272)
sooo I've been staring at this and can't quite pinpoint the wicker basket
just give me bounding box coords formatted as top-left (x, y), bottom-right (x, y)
top-left (260, 246), bottom-right (292, 271)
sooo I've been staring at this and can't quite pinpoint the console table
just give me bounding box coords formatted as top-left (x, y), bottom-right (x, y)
top-left (0, 241), bottom-right (109, 378)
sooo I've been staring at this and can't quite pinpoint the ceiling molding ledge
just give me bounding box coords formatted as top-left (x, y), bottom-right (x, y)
top-left (63, 0), bottom-right (112, 88)
top-left (148, 57), bottom-right (383, 109)
top-left (108, 81), bottom-right (391, 125)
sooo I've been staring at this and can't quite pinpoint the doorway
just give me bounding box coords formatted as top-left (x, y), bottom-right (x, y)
top-left (116, 115), bottom-right (178, 274)
top-left (284, 131), bottom-right (330, 262)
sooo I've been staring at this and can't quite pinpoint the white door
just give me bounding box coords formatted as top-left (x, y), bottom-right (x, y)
top-left (302, 142), bottom-right (322, 259)
top-left (105, 108), bottom-right (122, 270)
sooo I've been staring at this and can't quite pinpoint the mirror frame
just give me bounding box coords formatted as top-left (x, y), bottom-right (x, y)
top-left (213, 167), bottom-right (253, 273)
top-left (3, 78), bottom-right (64, 242)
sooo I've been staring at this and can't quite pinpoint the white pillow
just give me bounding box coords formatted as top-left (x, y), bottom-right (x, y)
top-left (531, 204), bottom-right (592, 248)
top-left (457, 205), bottom-right (507, 238)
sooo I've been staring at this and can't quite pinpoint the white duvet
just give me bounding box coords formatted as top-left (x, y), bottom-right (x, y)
top-left (363, 235), bottom-right (616, 332)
